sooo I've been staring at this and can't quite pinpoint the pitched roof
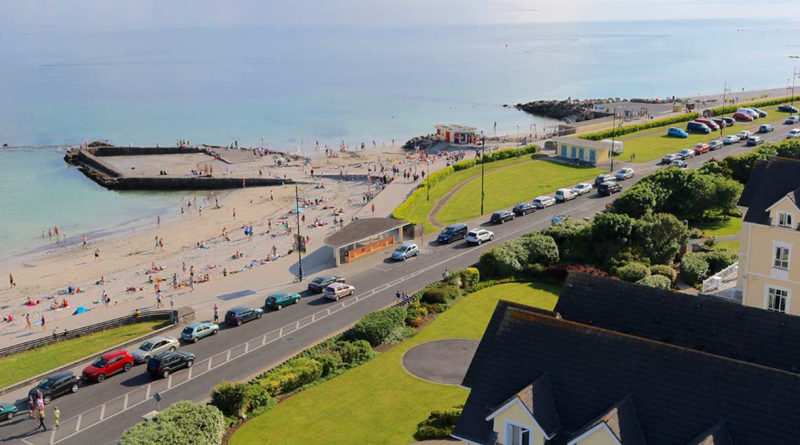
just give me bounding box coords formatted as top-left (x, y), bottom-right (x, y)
top-left (488, 374), bottom-right (561, 437)
top-left (323, 218), bottom-right (409, 247)
top-left (569, 395), bottom-right (646, 445)
top-left (452, 301), bottom-right (800, 445)
top-left (686, 420), bottom-right (733, 445)
top-left (555, 272), bottom-right (800, 374)
top-left (738, 157), bottom-right (800, 225)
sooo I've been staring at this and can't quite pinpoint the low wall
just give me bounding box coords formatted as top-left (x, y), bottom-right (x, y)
top-left (92, 146), bottom-right (206, 156)
top-left (74, 150), bottom-right (123, 178)
top-left (114, 176), bottom-right (297, 190)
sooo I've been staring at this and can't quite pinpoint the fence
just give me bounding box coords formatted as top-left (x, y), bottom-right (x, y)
top-left (0, 310), bottom-right (172, 358)
top-left (701, 261), bottom-right (739, 293)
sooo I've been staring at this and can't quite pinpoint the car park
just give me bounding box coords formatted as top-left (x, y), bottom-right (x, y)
top-left (131, 336), bottom-right (179, 363)
top-left (737, 130), bottom-right (752, 140)
top-left (751, 107), bottom-right (768, 117)
top-left (265, 292), bottom-right (301, 310)
top-left (787, 129), bottom-right (800, 139)
top-left (466, 229), bottom-right (494, 245)
top-left (29, 371), bottom-right (80, 404)
top-left (224, 306), bottom-right (263, 326)
top-left (662, 153), bottom-right (679, 164)
top-left (695, 119), bottom-right (719, 131)
top-left (747, 136), bottom-right (765, 146)
top-left (554, 188), bottom-right (577, 202)
top-left (708, 140), bottom-right (723, 150)
top-left (692, 143), bottom-right (710, 155)
top-left (391, 242), bottom-right (420, 260)
top-left (490, 210), bottom-right (515, 223)
top-left (758, 124), bottom-right (774, 133)
top-left (686, 121), bottom-right (711, 133)
top-left (677, 148), bottom-right (695, 160)
top-left (779, 104), bottom-right (799, 113)
top-left (324, 283), bottom-right (355, 301)
top-left (732, 112), bottom-right (754, 121)
top-left (671, 160), bottom-right (688, 168)
top-left (181, 321), bottom-right (219, 343)
top-left (594, 174), bottom-right (615, 187)
top-left (667, 127), bottom-right (688, 138)
top-left (0, 403), bottom-right (17, 420)
top-left (785, 116), bottom-right (799, 125)
top-left (147, 351), bottom-right (195, 378)
top-left (722, 134), bottom-right (740, 145)
top-left (436, 223), bottom-right (469, 244)
top-left (532, 196), bottom-right (556, 209)
top-left (82, 350), bottom-right (134, 383)
top-left (721, 117), bottom-right (735, 126)
top-left (598, 181), bottom-right (622, 196)
top-left (614, 168), bottom-right (634, 180)
top-left (571, 183), bottom-right (593, 196)
top-left (512, 202), bottom-right (535, 216)
top-left (307, 275), bottom-right (345, 293)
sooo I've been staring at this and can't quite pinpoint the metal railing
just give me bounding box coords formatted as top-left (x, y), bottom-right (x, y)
top-left (701, 261), bottom-right (739, 293)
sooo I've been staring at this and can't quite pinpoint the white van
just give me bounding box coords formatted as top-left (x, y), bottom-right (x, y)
top-left (737, 108), bottom-right (759, 119)
top-left (554, 188), bottom-right (577, 202)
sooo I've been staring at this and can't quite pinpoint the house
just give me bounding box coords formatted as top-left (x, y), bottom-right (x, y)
top-left (549, 137), bottom-right (622, 164)
top-left (452, 273), bottom-right (800, 444)
top-left (435, 124), bottom-right (479, 144)
top-left (737, 157), bottom-right (800, 315)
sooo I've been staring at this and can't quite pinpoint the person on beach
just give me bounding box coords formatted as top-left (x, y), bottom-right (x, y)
top-left (26, 314), bottom-right (31, 330)
top-left (213, 304), bottom-right (219, 323)
top-left (9, 273), bottom-right (14, 288)
top-left (82, 235), bottom-right (88, 249)
top-left (156, 292), bottom-right (163, 308)
top-left (41, 315), bottom-right (45, 332)
top-left (102, 290), bottom-right (109, 308)
top-left (232, 208), bottom-right (236, 219)
top-left (157, 216), bottom-right (160, 226)
top-left (94, 248), bottom-right (100, 260)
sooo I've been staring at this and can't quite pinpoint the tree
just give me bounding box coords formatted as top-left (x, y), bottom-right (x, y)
top-left (210, 382), bottom-right (250, 418)
top-left (120, 401), bottom-right (225, 445)
top-left (520, 233), bottom-right (559, 265)
top-left (478, 240), bottom-right (528, 278)
top-left (591, 213), bottom-right (635, 263)
top-left (711, 176), bottom-right (744, 215)
top-left (680, 253), bottom-right (710, 286)
top-left (636, 274), bottom-right (672, 290)
top-left (633, 213), bottom-right (690, 264)
top-left (613, 186), bottom-right (658, 218)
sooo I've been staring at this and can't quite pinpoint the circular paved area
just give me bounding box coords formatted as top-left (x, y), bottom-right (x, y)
top-left (402, 339), bottom-right (479, 385)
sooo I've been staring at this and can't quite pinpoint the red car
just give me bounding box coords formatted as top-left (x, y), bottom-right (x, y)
top-left (82, 350), bottom-right (134, 383)
top-left (733, 112), bottom-right (753, 121)
top-left (692, 143), bottom-right (710, 155)
top-left (695, 119), bottom-right (719, 131)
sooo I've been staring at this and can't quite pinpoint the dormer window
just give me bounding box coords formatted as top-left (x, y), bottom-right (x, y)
top-left (778, 212), bottom-right (794, 228)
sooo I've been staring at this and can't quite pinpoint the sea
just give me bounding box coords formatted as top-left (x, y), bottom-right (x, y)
top-left (1, 0), bottom-right (799, 263)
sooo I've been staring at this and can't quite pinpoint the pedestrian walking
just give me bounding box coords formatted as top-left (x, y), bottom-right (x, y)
top-left (40, 315), bottom-right (45, 332)
top-left (26, 313), bottom-right (31, 330)
top-left (9, 273), bottom-right (15, 288)
top-left (36, 407), bottom-right (46, 431)
top-left (396, 290), bottom-right (401, 302)
top-left (213, 304), bottom-right (219, 323)
top-left (27, 396), bottom-right (34, 419)
top-left (102, 290), bottom-right (109, 308)
top-left (156, 292), bottom-right (163, 308)
top-left (53, 406), bottom-right (60, 429)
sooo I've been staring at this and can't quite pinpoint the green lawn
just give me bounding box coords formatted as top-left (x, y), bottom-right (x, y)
top-left (434, 160), bottom-right (604, 226)
top-left (696, 217), bottom-right (742, 238)
top-left (230, 282), bottom-right (560, 445)
top-left (715, 240), bottom-right (740, 253)
top-left (0, 320), bottom-right (167, 389)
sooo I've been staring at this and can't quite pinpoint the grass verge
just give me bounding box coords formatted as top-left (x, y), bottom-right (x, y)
top-left (230, 282), bottom-right (560, 445)
top-left (696, 217), bottom-right (742, 238)
top-left (0, 320), bottom-right (167, 389)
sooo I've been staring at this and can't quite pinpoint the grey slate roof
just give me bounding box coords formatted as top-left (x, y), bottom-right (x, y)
top-left (569, 395), bottom-right (646, 445)
top-left (738, 157), bottom-right (800, 225)
top-left (686, 420), bottom-right (733, 445)
top-left (452, 300), bottom-right (800, 445)
top-left (490, 374), bottom-right (561, 438)
top-left (555, 272), bottom-right (800, 374)
top-left (323, 217), bottom-right (409, 247)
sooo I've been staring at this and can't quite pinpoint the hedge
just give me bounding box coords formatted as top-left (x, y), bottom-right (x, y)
top-left (544, 264), bottom-right (609, 282)
top-left (580, 113), bottom-right (700, 141)
top-left (254, 357), bottom-right (324, 396)
top-left (350, 306), bottom-right (407, 346)
top-left (210, 382), bottom-right (274, 420)
top-left (636, 274), bottom-right (672, 290)
top-left (711, 96), bottom-right (800, 116)
top-left (616, 262), bottom-right (650, 282)
top-left (649, 264), bottom-right (677, 283)
top-left (421, 285), bottom-right (461, 305)
top-left (414, 405), bottom-right (464, 441)
top-left (120, 401), bottom-right (225, 445)
top-left (680, 253), bottom-right (710, 286)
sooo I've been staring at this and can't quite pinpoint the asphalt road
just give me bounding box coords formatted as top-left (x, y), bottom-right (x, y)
top-left (2, 118), bottom-right (797, 445)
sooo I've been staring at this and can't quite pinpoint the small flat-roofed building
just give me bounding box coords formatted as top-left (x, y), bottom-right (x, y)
top-left (324, 218), bottom-right (416, 266)
top-left (550, 137), bottom-right (623, 164)
top-left (436, 124), bottom-right (479, 144)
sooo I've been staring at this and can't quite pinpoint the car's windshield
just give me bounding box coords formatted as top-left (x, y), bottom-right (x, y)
top-left (312, 277), bottom-right (324, 284)
top-left (92, 357), bottom-right (107, 368)
top-left (395, 246), bottom-right (407, 252)
top-left (182, 327), bottom-right (194, 335)
top-left (139, 341), bottom-right (153, 351)
top-left (39, 378), bottom-right (55, 389)
top-left (441, 228), bottom-right (454, 235)
top-left (267, 296), bottom-right (276, 303)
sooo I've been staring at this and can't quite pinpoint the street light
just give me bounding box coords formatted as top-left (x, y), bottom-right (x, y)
top-left (720, 81), bottom-right (731, 140)
top-left (426, 159), bottom-right (430, 201)
top-left (609, 106), bottom-right (621, 173)
top-left (791, 66), bottom-right (799, 109)
top-left (295, 185), bottom-right (303, 281)
top-left (480, 132), bottom-right (486, 216)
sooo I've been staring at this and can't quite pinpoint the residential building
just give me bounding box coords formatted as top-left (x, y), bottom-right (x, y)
top-left (737, 157), bottom-right (800, 315)
top-left (549, 137), bottom-right (622, 164)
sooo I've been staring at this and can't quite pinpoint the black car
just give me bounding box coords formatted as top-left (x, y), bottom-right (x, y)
top-left (779, 104), bottom-right (799, 113)
top-left (594, 174), bottom-right (615, 187)
top-left (490, 210), bottom-right (515, 224)
top-left (437, 223), bottom-right (469, 244)
top-left (28, 371), bottom-right (80, 404)
top-left (721, 117), bottom-right (735, 126)
top-left (512, 202), bottom-right (535, 216)
top-left (225, 306), bottom-right (263, 326)
top-left (598, 181), bottom-right (622, 196)
top-left (307, 275), bottom-right (345, 293)
top-left (146, 351), bottom-right (195, 378)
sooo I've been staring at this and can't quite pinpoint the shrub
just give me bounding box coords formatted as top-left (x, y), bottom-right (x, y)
top-left (616, 262), bottom-right (650, 282)
top-left (413, 405), bottom-right (464, 441)
top-left (680, 253), bottom-right (710, 286)
top-left (210, 382), bottom-right (251, 418)
top-left (478, 240), bottom-right (527, 278)
top-left (527, 263), bottom-right (546, 279)
top-left (350, 306), bottom-right (407, 346)
top-left (245, 384), bottom-right (275, 417)
top-left (481, 145), bottom-right (538, 162)
top-left (580, 112), bottom-right (700, 140)
top-left (701, 250), bottom-right (738, 274)
top-left (457, 267), bottom-right (480, 290)
top-left (120, 401), bottom-right (225, 445)
top-left (405, 301), bottom-right (428, 327)
top-left (521, 232), bottom-right (559, 265)
top-left (384, 325), bottom-right (417, 344)
top-left (255, 357), bottom-right (324, 396)
top-left (453, 159), bottom-right (476, 171)
top-left (334, 340), bottom-right (374, 366)
top-left (545, 264), bottom-right (609, 282)
top-left (636, 274), bottom-right (672, 290)
top-left (421, 285), bottom-right (460, 304)
top-left (649, 264), bottom-right (677, 283)
top-left (313, 352), bottom-right (344, 376)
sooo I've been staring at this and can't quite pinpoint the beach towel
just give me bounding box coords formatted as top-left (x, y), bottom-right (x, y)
top-left (73, 306), bottom-right (88, 315)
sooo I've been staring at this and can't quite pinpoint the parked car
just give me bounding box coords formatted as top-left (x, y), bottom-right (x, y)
top-left (265, 292), bottom-right (301, 310)
top-left (708, 140), bottom-right (723, 150)
top-left (82, 350), bottom-right (134, 383)
top-left (721, 117), bottom-right (735, 126)
top-left (758, 124), bottom-right (774, 133)
top-left (662, 153), bottom-right (679, 164)
top-left (695, 119), bottom-right (719, 131)
top-left (571, 183), bottom-right (593, 195)
top-left (28, 371), bottom-right (80, 404)
top-left (747, 136), bottom-right (765, 146)
top-left (677, 148), bottom-right (695, 160)
top-left (614, 168), bottom-right (634, 180)
top-left (131, 336), bottom-right (179, 363)
top-left (737, 130), bottom-right (752, 140)
top-left (532, 196), bottom-right (556, 209)
top-left (779, 104), bottom-right (799, 113)
top-left (0, 403), bottom-right (17, 420)
top-left (692, 143), bottom-right (710, 155)
top-left (147, 351), bottom-right (195, 378)
top-left (181, 321), bottom-right (219, 343)
top-left (224, 306), bottom-right (263, 326)
top-left (323, 283), bottom-right (355, 301)
top-left (308, 275), bottom-right (345, 293)
top-left (436, 223), bottom-right (469, 244)
top-left (392, 242), bottom-right (420, 260)
top-left (785, 116), bottom-right (799, 125)
top-left (787, 129), bottom-right (800, 139)
top-left (512, 202), bottom-right (535, 216)
top-left (722, 134), bottom-right (741, 145)
top-left (490, 210), bottom-right (515, 223)
top-left (733, 112), bottom-right (754, 121)
top-left (751, 107), bottom-right (768, 117)
top-left (671, 160), bottom-right (689, 168)
top-left (712, 118), bottom-right (727, 128)
top-left (594, 174), bottom-right (615, 187)
top-left (466, 229), bottom-right (494, 245)
top-left (686, 121), bottom-right (711, 133)
top-left (598, 181), bottom-right (622, 196)
top-left (555, 188), bottom-right (577, 202)
top-left (737, 108), bottom-right (759, 119)
top-left (667, 127), bottom-right (689, 138)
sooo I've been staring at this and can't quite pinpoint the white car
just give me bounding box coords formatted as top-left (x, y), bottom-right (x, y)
top-left (130, 336), bottom-right (180, 363)
top-left (677, 148), bottom-right (695, 160)
top-left (532, 196), bottom-right (555, 209)
top-left (662, 153), bottom-right (679, 164)
top-left (787, 128), bottom-right (800, 139)
top-left (466, 229), bottom-right (494, 245)
top-left (571, 183), bottom-right (593, 195)
top-left (614, 168), bottom-right (634, 180)
top-left (555, 188), bottom-right (577, 202)
top-left (737, 130), bottom-right (752, 140)
top-left (722, 135), bottom-right (740, 145)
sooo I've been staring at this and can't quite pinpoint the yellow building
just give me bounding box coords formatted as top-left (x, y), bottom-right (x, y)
top-left (737, 158), bottom-right (800, 314)
top-left (549, 137), bottom-right (622, 164)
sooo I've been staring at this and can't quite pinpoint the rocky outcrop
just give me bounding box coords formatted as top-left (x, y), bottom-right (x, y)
top-left (514, 99), bottom-right (613, 122)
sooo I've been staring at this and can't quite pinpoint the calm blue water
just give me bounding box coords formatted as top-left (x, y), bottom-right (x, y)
top-left (1, 1), bottom-right (799, 261)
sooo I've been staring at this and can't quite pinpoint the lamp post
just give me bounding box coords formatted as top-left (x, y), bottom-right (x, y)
top-left (609, 107), bottom-right (620, 173)
top-left (295, 185), bottom-right (303, 281)
top-left (516, 124), bottom-right (520, 142)
top-left (426, 159), bottom-right (430, 201)
top-left (480, 133), bottom-right (486, 216)
top-left (720, 82), bottom-right (731, 140)
top-left (791, 66), bottom-right (799, 109)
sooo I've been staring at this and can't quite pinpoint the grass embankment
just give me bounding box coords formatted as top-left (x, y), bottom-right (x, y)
top-left (435, 160), bottom-right (603, 226)
top-left (230, 282), bottom-right (560, 445)
top-left (0, 320), bottom-right (167, 389)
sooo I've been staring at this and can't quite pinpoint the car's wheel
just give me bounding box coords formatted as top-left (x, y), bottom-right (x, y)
top-left (43, 395), bottom-right (51, 404)
top-left (477, 239), bottom-right (482, 245)
top-left (169, 346), bottom-right (176, 352)
top-left (236, 320), bottom-right (242, 326)
top-left (415, 251), bottom-right (419, 257)
top-left (335, 295), bottom-right (340, 301)
top-left (490, 235), bottom-right (494, 240)
top-left (350, 289), bottom-right (355, 296)
top-left (144, 355), bottom-right (151, 362)
top-left (212, 329), bottom-right (218, 335)
top-left (162, 369), bottom-right (169, 378)
top-left (123, 363), bottom-right (132, 372)
top-left (6, 411), bottom-right (13, 420)
top-left (96, 373), bottom-right (105, 383)
top-left (257, 312), bottom-right (262, 319)
top-left (277, 304), bottom-right (282, 310)
top-left (186, 360), bottom-right (193, 368)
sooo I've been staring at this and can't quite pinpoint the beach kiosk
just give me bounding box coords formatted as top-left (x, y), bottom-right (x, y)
top-left (324, 218), bottom-right (416, 266)
top-left (550, 136), bottom-right (622, 164)
top-left (435, 124), bottom-right (479, 145)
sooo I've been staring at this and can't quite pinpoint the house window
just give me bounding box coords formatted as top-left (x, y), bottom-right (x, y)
top-left (506, 423), bottom-right (531, 445)
top-left (774, 246), bottom-right (790, 269)
top-left (768, 287), bottom-right (789, 312)
top-left (778, 212), bottom-right (794, 228)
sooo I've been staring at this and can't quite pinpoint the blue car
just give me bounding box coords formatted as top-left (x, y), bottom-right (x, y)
top-left (667, 127), bottom-right (689, 138)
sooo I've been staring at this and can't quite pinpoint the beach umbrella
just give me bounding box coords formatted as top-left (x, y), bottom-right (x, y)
top-left (73, 306), bottom-right (87, 315)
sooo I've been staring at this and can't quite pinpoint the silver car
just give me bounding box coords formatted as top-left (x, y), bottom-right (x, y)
top-left (131, 336), bottom-right (180, 363)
